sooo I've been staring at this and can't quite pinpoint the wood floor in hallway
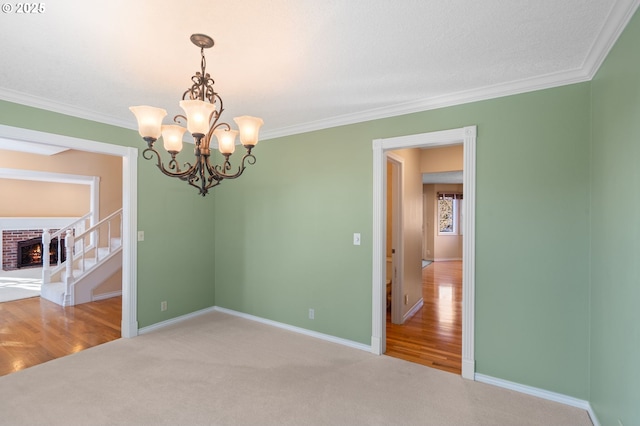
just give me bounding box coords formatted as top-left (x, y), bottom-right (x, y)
top-left (385, 260), bottom-right (462, 374)
top-left (0, 296), bottom-right (121, 377)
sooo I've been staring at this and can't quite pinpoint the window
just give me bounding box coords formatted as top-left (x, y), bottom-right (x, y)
top-left (438, 192), bottom-right (463, 235)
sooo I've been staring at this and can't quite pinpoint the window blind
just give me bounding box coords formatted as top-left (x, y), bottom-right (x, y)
top-left (437, 192), bottom-right (463, 200)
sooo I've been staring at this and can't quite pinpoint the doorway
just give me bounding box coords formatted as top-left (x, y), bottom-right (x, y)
top-left (371, 126), bottom-right (476, 380)
top-left (0, 124), bottom-right (139, 337)
top-left (386, 153), bottom-right (404, 325)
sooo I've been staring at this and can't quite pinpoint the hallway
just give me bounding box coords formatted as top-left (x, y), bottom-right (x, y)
top-left (385, 260), bottom-right (462, 374)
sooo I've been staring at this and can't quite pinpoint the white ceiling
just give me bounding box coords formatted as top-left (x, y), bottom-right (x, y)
top-left (0, 0), bottom-right (638, 141)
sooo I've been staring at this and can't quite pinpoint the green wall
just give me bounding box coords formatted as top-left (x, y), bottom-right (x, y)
top-left (0, 101), bottom-right (216, 327)
top-left (214, 83), bottom-right (592, 399)
top-left (6, 11), bottom-right (640, 417)
top-left (590, 7), bottom-right (640, 426)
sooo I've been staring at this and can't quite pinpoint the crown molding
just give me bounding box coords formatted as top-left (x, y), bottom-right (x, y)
top-left (261, 0), bottom-right (640, 140)
top-left (582, 0), bottom-right (640, 80)
top-left (261, 68), bottom-right (591, 140)
top-left (3, 0), bottom-right (639, 142)
top-left (0, 87), bottom-right (136, 131)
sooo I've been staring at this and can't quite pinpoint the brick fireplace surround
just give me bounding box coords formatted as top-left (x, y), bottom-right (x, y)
top-left (2, 229), bottom-right (58, 271)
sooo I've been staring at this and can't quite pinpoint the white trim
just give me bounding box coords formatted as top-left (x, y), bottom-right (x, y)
top-left (0, 137), bottom-right (68, 155)
top-left (121, 147), bottom-right (138, 338)
top-left (0, 124), bottom-right (138, 338)
top-left (214, 306), bottom-right (372, 352)
top-left (92, 290), bottom-right (122, 301)
top-left (434, 257), bottom-right (463, 262)
top-left (582, 0), bottom-right (640, 81)
top-left (371, 138), bottom-right (385, 355)
top-left (138, 306), bottom-right (218, 335)
top-left (402, 298), bottom-right (424, 323)
top-left (138, 304), bottom-right (372, 352)
top-left (2, 2), bottom-right (636, 145)
top-left (0, 88), bottom-right (135, 131)
top-left (0, 168), bottom-right (98, 185)
top-left (474, 374), bottom-right (599, 426)
top-left (260, 0), bottom-right (639, 140)
top-left (372, 126), bottom-right (476, 380)
top-left (261, 71), bottom-right (587, 141)
top-left (461, 126), bottom-right (477, 379)
top-left (0, 217), bottom-right (79, 230)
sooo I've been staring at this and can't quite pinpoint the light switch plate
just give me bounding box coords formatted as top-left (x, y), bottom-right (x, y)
top-left (353, 233), bottom-right (361, 245)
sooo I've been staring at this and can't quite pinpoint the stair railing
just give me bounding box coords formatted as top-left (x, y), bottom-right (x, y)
top-left (42, 212), bottom-right (92, 284)
top-left (64, 208), bottom-right (123, 279)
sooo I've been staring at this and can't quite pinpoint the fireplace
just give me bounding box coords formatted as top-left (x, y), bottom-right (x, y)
top-left (17, 237), bottom-right (66, 269)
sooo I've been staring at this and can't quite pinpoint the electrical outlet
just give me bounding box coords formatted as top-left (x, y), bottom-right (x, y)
top-left (161, 301), bottom-right (167, 311)
top-left (308, 308), bottom-right (314, 319)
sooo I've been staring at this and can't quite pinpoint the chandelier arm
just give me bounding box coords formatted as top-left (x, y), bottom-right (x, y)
top-left (173, 114), bottom-right (187, 126)
top-left (204, 93), bottom-right (227, 142)
top-left (142, 147), bottom-right (197, 179)
top-left (207, 152), bottom-right (256, 180)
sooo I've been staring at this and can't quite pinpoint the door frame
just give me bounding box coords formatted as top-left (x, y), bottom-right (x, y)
top-left (386, 152), bottom-right (404, 325)
top-left (0, 124), bottom-right (139, 338)
top-left (371, 125), bottom-right (476, 379)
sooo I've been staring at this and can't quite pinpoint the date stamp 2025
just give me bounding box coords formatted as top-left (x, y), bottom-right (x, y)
top-left (1, 3), bottom-right (45, 13)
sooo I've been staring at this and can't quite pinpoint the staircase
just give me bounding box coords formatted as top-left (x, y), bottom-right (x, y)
top-left (40, 209), bottom-right (123, 306)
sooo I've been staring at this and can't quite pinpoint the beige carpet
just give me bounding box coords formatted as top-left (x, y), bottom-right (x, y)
top-left (0, 311), bottom-right (593, 425)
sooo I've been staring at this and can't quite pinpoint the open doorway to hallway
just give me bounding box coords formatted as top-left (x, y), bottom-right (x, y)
top-left (384, 145), bottom-right (463, 374)
top-left (371, 126), bottom-right (476, 380)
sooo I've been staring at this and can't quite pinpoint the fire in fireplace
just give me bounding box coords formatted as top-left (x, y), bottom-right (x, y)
top-left (17, 237), bottom-right (66, 269)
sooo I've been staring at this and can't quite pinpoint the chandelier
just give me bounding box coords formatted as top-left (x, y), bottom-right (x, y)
top-left (130, 34), bottom-right (264, 196)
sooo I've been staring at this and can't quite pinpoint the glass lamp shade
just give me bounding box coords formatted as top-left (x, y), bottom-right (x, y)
top-left (179, 100), bottom-right (216, 135)
top-left (213, 128), bottom-right (238, 154)
top-left (161, 125), bottom-right (187, 153)
top-left (234, 116), bottom-right (264, 147)
top-left (129, 106), bottom-right (167, 139)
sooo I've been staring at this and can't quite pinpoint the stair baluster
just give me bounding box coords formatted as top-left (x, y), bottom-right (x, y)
top-left (40, 208), bottom-right (123, 307)
top-left (42, 229), bottom-right (51, 284)
top-left (63, 229), bottom-right (75, 306)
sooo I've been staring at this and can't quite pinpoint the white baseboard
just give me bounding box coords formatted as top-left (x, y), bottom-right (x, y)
top-left (92, 290), bottom-right (122, 301)
top-left (214, 306), bottom-right (371, 352)
top-left (403, 298), bottom-right (424, 322)
top-left (433, 257), bottom-right (463, 262)
top-left (474, 374), bottom-right (599, 426)
top-left (137, 305), bottom-right (371, 353)
top-left (138, 306), bottom-right (217, 335)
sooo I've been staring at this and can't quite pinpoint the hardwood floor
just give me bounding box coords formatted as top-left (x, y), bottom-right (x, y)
top-left (0, 296), bottom-right (121, 376)
top-left (385, 260), bottom-right (462, 374)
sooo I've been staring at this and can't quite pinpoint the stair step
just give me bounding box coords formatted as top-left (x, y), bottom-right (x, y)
top-left (40, 281), bottom-right (66, 305)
